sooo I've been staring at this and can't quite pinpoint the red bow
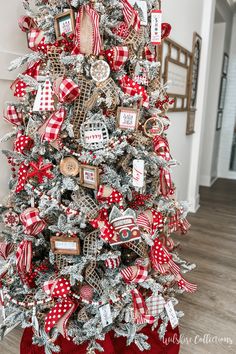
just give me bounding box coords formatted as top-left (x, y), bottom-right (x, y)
top-left (11, 61), bottom-right (41, 98)
top-left (104, 46), bottom-right (129, 71)
top-left (153, 136), bottom-right (171, 161)
top-left (118, 75), bottom-right (149, 108)
top-left (43, 278), bottom-right (78, 340)
top-left (131, 289), bottom-right (155, 324)
top-left (4, 105), bottom-right (23, 126)
top-left (159, 168), bottom-right (174, 197)
top-left (53, 78), bottom-right (80, 104)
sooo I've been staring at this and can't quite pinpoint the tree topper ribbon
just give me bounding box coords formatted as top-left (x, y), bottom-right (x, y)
top-left (43, 278), bottom-right (78, 340)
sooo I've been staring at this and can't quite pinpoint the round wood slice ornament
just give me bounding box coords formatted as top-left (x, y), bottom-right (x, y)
top-left (59, 156), bottom-right (80, 176)
top-left (143, 116), bottom-right (164, 138)
top-left (90, 60), bottom-right (110, 83)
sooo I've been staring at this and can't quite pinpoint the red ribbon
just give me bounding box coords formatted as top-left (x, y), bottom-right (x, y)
top-left (96, 185), bottom-right (123, 206)
top-left (131, 289), bottom-right (155, 324)
top-left (39, 107), bottom-right (66, 142)
top-left (14, 134), bottom-right (34, 155)
top-left (159, 168), bottom-right (174, 197)
top-left (18, 16), bottom-right (37, 32)
top-left (120, 265), bottom-right (148, 284)
top-left (4, 105), bottom-right (23, 126)
top-left (153, 136), bottom-right (171, 161)
top-left (137, 209), bottom-right (164, 236)
top-left (150, 239), bottom-right (180, 276)
top-left (15, 240), bottom-right (32, 284)
top-left (176, 274), bottom-right (197, 293)
top-left (118, 75), bottom-right (149, 108)
top-left (11, 61), bottom-right (41, 98)
top-left (43, 278), bottom-right (78, 340)
top-left (104, 46), bottom-right (129, 71)
top-left (121, 0), bottom-right (141, 31)
top-left (20, 208), bottom-right (46, 236)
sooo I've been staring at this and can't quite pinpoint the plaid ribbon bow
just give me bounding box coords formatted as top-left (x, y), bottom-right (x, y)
top-left (120, 265), bottom-right (148, 283)
top-left (72, 5), bottom-right (102, 55)
top-left (118, 75), bottom-right (149, 108)
top-left (43, 278), bottom-right (77, 339)
top-left (18, 16), bottom-right (36, 32)
top-left (131, 289), bottom-right (155, 324)
top-left (153, 136), bottom-right (171, 161)
top-left (16, 240), bottom-right (32, 283)
top-left (159, 168), bottom-right (174, 197)
top-left (104, 46), bottom-right (129, 71)
top-left (4, 105), bottom-right (23, 126)
top-left (53, 78), bottom-right (80, 104)
top-left (28, 29), bottom-right (45, 51)
top-left (20, 208), bottom-right (46, 236)
top-left (40, 107), bottom-right (66, 142)
top-left (121, 0), bottom-right (141, 31)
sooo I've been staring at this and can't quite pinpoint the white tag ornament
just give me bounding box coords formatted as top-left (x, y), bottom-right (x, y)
top-left (151, 10), bottom-right (162, 45)
top-left (133, 159), bottom-right (145, 188)
top-left (165, 300), bottom-right (179, 329)
top-left (99, 303), bottom-right (113, 328)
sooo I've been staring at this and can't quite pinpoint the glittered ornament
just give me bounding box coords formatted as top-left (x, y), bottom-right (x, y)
top-left (80, 284), bottom-right (94, 302)
top-left (2, 209), bottom-right (19, 228)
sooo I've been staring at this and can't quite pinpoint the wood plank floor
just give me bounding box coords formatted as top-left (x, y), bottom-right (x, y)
top-left (0, 178), bottom-right (235, 354)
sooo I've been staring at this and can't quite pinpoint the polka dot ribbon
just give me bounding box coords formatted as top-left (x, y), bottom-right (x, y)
top-left (43, 278), bottom-right (78, 340)
top-left (150, 238), bottom-right (180, 276)
top-left (96, 185), bottom-right (123, 206)
top-left (118, 75), bottom-right (149, 108)
top-left (137, 209), bottom-right (164, 236)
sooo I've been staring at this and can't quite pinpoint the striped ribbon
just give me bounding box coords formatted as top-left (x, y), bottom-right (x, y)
top-left (15, 240), bottom-right (32, 283)
top-left (131, 289), bottom-right (155, 324)
top-left (121, 0), bottom-right (141, 31)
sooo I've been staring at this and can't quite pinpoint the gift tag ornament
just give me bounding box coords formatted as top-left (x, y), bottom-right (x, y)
top-left (151, 10), bottom-right (162, 45)
top-left (59, 157), bottom-right (80, 176)
top-left (2, 209), bottom-right (19, 228)
top-left (90, 60), bottom-right (110, 83)
top-left (144, 117), bottom-right (164, 138)
top-left (165, 300), bottom-right (179, 329)
top-left (133, 159), bottom-right (145, 188)
top-left (99, 303), bottom-right (112, 328)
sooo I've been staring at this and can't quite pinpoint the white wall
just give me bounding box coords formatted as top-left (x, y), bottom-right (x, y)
top-left (200, 23), bottom-right (226, 186)
top-left (218, 13), bottom-right (236, 179)
top-left (162, 0), bottom-right (216, 211)
top-left (0, 1), bottom-right (28, 202)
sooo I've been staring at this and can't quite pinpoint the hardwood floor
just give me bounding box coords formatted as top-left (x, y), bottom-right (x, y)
top-left (0, 178), bottom-right (235, 354)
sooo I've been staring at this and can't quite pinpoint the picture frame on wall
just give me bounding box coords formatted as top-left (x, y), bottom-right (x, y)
top-left (218, 76), bottom-right (227, 110)
top-left (222, 53), bottom-right (229, 76)
top-left (54, 10), bottom-right (76, 39)
top-left (216, 110), bottom-right (223, 131)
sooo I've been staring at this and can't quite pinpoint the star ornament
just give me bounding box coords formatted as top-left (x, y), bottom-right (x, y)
top-left (27, 156), bottom-right (54, 184)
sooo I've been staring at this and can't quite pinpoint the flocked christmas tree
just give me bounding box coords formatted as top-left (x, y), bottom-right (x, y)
top-left (0, 0), bottom-right (197, 353)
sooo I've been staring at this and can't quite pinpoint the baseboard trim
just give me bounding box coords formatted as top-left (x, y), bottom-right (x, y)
top-left (189, 193), bottom-right (200, 213)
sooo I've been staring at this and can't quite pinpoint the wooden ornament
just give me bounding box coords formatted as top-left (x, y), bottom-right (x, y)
top-left (117, 107), bottom-right (139, 131)
top-left (83, 230), bottom-right (99, 257)
top-left (85, 261), bottom-right (103, 295)
top-left (47, 47), bottom-right (65, 78)
top-left (54, 10), bottom-right (76, 40)
top-left (90, 60), bottom-right (110, 83)
top-left (143, 116), bottom-right (164, 137)
top-left (79, 164), bottom-right (99, 190)
top-left (80, 120), bottom-right (109, 150)
top-left (50, 236), bottom-right (81, 255)
top-left (59, 157), bottom-right (80, 176)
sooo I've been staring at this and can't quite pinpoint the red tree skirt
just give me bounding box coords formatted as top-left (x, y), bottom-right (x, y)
top-left (20, 325), bottom-right (180, 354)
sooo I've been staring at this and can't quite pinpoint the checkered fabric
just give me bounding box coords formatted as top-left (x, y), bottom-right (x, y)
top-left (150, 238), bottom-right (180, 276)
top-left (41, 107), bottom-right (66, 142)
top-left (118, 75), bottom-right (149, 108)
top-left (176, 274), bottom-right (197, 293)
top-left (16, 240), bottom-right (32, 274)
top-left (121, 0), bottom-right (140, 31)
top-left (153, 136), bottom-right (171, 161)
top-left (20, 207), bottom-right (46, 236)
top-left (4, 105), bottom-right (22, 126)
top-left (146, 294), bottom-right (166, 316)
top-left (159, 167), bottom-right (173, 197)
top-left (39, 78), bottom-right (54, 111)
top-left (144, 46), bottom-right (156, 62)
top-left (54, 78), bottom-right (80, 103)
top-left (28, 29), bottom-right (44, 51)
top-left (120, 265), bottom-right (148, 283)
top-left (131, 289), bottom-right (155, 324)
top-left (18, 16), bottom-right (36, 32)
top-left (104, 46), bottom-right (129, 71)
top-left (105, 256), bottom-right (121, 269)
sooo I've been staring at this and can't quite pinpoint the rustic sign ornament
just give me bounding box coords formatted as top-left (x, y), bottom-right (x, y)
top-left (80, 121), bottom-right (109, 150)
top-left (50, 236), bottom-right (81, 255)
top-left (54, 10), bottom-right (76, 40)
top-left (79, 165), bottom-right (99, 189)
top-left (143, 116), bottom-right (164, 137)
top-left (117, 107), bottom-right (140, 131)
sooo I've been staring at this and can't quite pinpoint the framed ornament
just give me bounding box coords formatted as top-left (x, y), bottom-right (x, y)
top-left (50, 236), bottom-right (80, 255)
top-left (59, 157), bottom-right (80, 176)
top-left (90, 60), bottom-right (110, 83)
top-left (79, 165), bottom-right (99, 189)
top-left (54, 10), bottom-right (76, 40)
top-left (117, 107), bottom-right (140, 131)
top-left (143, 116), bottom-right (164, 137)
top-left (80, 121), bottom-right (109, 150)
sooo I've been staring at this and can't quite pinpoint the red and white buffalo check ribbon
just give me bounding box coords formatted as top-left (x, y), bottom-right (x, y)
top-left (120, 265), bottom-right (148, 283)
top-left (20, 208), bottom-right (46, 236)
top-left (4, 105), bottom-right (23, 126)
top-left (43, 278), bottom-right (77, 340)
top-left (28, 29), bottom-right (45, 51)
top-left (16, 240), bottom-right (32, 282)
top-left (53, 78), bottom-right (80, 104)
top-left (121, 0), bottom-right (141, 31)
top-left (104, 46), bottom-right (129, 71)
top-left (153, 136), bottom-right (171, 161)
top-left (118, 75), bottom-right (149, 108)
top-left (131, 289), bottom-right (155, 324)
top-left (159, 168), bottom-right (174, 197)
top-left (144, 46), bottom-right (156, 62)
top-left (40, 107), bottom-right (66, 142)
top-left (150, 238), bottom-right (180, 276)
top-left (72, 5), bottom-right (102, 55)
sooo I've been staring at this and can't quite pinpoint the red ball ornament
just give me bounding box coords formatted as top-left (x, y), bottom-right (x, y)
top-left (80, 284), bottom-right (94, 302)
